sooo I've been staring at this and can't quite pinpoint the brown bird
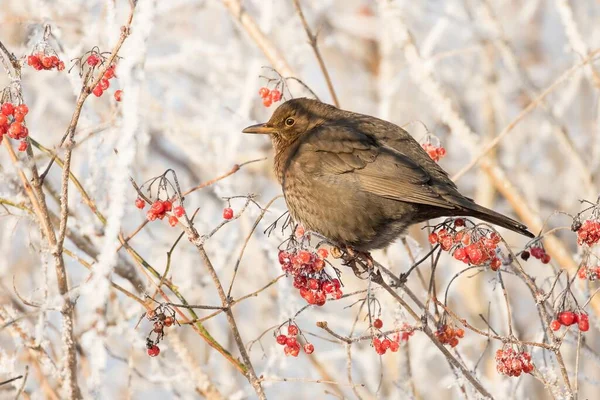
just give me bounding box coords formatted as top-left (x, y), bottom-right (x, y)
top-left (243, 98), bottom-right (534, 251)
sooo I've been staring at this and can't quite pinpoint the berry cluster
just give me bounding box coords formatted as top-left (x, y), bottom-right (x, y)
top-left (434, 324), bottom-right (465, 348)
top-left (0, 102), bottom-right (30, 151)
top-left (428, 219), bottom-right (503, 270)
top-left (279, 245), bottom-right (342, 306)
top-left (145, 303), bottom-right (178, 357)
top-left (258, 87), bottom-right (282, 107)
top-left (520, 244), bottom-right (551, 264)
top-left (27, 53), bottom-right (65, 71)
top-left (136, 197), bottom-right (185, 227)
top-left (91, 63), bottom-right (118, 98)
top-left (576, 219), bottom-right (600, 247)
top-left (550, 311), bottom-right (589, 332)
top-left (577, 265), bottom-right (600, 281)
top-left (495, 347), bottom-right (534, 377)
top-left (371, 320), bottom-right (414, 355)
top-left (278, 226), bottom-right (343, 305)
top-left (422, 142), bottom-right (446, 162)
top-left (275, 323), bottom-right (314, 357)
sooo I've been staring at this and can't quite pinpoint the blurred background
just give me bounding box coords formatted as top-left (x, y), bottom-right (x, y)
top-left (1, 0), bottom-right (599, 398)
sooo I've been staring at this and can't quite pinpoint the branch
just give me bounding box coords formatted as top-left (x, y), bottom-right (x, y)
top-left (292, 0), bottom-right (339, 107)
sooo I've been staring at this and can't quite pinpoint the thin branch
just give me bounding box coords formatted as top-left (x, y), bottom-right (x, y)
top-left (292, 0), bottom-right (339, 107)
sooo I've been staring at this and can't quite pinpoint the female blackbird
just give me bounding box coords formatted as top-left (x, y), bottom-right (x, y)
top-left (243, 98), bottom-right (534, 251)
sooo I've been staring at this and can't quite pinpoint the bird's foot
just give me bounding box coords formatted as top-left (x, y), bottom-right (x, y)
top-left (341, 246), bottom-right (374, 278)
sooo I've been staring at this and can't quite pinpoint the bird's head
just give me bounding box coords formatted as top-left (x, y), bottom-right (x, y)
top-left (243, 98), bottom-right (333, 150)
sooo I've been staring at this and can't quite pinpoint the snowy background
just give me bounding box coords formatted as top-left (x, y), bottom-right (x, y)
top-left (1, 0), bottom-right (600, 399)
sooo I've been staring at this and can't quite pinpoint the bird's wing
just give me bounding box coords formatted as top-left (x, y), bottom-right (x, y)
top-left (299, 123), bottom-right (458, 209)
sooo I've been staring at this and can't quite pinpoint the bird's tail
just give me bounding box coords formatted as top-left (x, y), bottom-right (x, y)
top-left (460, 202), bottom-right (535, 238)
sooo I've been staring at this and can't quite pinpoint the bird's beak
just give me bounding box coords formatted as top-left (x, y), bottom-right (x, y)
top-left (242, 123), bottom-right (275, 135)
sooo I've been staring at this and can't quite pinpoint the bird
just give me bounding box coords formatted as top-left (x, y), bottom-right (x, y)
top-left (243, 98), bottom-right (534, 252)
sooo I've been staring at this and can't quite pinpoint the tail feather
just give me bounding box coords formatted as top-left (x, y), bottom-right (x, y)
top-left (461, 202), bottom-right (535, 238)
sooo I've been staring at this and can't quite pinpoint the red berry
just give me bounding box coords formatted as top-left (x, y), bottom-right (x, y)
top-left (18, 140), bottom-right (28, 152)
top-left (307, 279), bottom-right (318, 290)
top-left (173, 206), bottom-right (184, 217)
top-left (297, 251), bottom-right (311, 264)
top-left (578, 267), bottom-right (588, 279)
top-left (147, 345), bottom-right (160, 357)
top-left (16, 104), bottom-right (29, 116)
top-left (578, 314), bottom-right (589, 332)
top-left (293, 275), bottom-right (307, 289)
top-left (322, 281), bottom-right (334, 293)
top-left (317, 248), bottom-right (329, 259)
top-left (303, 343), bottom-right (314, 354)
top-left (87, 54), bottom-right (100, 66)
top-left (92, 85), bottom-right (103, 97)
top-left (7, 123), bottom-right (23, 139)
top-left (114, 90), bottom-right (123, 102)
top-left (550, 320), bottom-right (561, 331)
top-left (168, 215), bottom-right (178, 227)
top-left (0, 114), bottom-right (7, 126)
top-left (490, 257), bottom-right (501, 271)
top-left (276, 334), bottom-right (287, 345)
top-left (295, 225), bottom-right (305, 237)
top-left (262, 97), bottom-right (272, 107)
top-left (428, 232), bottom-right (438, 244)
top-left (1, 103), bottom-right (14, 116)
top-left (41, 56), bottom-right (53, 69)
top-left (57, 61), bottom-right (65, 71)
top-left (135, 198), bottom-right (146, 209)
top-left (558, 311), bottom-right (576, 326)
top-left (520, 251), bottom-right (530, 261)
top-left (453, 247), bottom-right (467, 261)
top-left (164, 316), bottom-right (174, 327)
top-left (270, 89), bottom-right (282, 102)
top-left (440, 236), bottom-right (453, 251)
top-left (390, 341), bottom-right (399, 352)
top-left (332, 290), bottom-right (343, 300)
top-left (288, 343), bottom-right (300, 357)
top-left (162, 200), bottom-right (172, 212)
top-left (381, 339), bottom-right (391, 350)
top-left (287, 325), bottom-right (299, 336)
top-left (104, 65), bottom-right (116, 79)
top-left (436, 147), bottom-right (446, 157)
top-left (27, 55), bottom-right (39, 66)
top-left (13, 112), bottom-right (24, 123)
top-left (258, 87), bottom-right (270, 98)
top-left (223, 207), bottom-right (234, 220)
top-left (100, 78), bottom-right (110, 90)
top-left (373, 318), bottom-right (383, 329)
top-left (541, 253), bottom-right (551, 264)
top-left (150, 201), bottom-right (165, 215)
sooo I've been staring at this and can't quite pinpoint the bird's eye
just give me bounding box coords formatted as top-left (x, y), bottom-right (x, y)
top-left (285, 118), bottom-right (295, 126)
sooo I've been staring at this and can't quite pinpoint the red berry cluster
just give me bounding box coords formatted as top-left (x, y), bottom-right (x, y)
top-left (145, 304), bottom-right (178, 357)
top-left (371, 320), bottom-right (414, 355)
top-left (92, 64), bottom-right (118, 98)
top-left (550, 311), bottom-right (589, 332)
top-left (495, 347), bottom-right (534, 377)
top-left (0, 102), bottom-right (30, 151)
top-left (27, 53), bottom-right (65, 71)
top-left (434, 324), bottom-right (465, 348)
top-left (576, 219), bottom-right (600, 247)
top-left (279, 245), bottom-right (342, 306)
top-left (520, 245), bottom-right (551, 264)
top-left (422, 142), bottom-right (446, 162)
top-left (577, 265), bottom-right (600, 281)
top-left (275, 323), bottom-right (314, 357)
top-left (136, 197), bottom-right (185, 227)
top-left (258, 87), bottom-right (282, 107)
top-left (428, 220), bottom-right (503, 270)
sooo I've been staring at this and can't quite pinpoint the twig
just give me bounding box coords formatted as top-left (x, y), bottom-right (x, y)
top-left (291, 0), bottom-right (339, 107)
